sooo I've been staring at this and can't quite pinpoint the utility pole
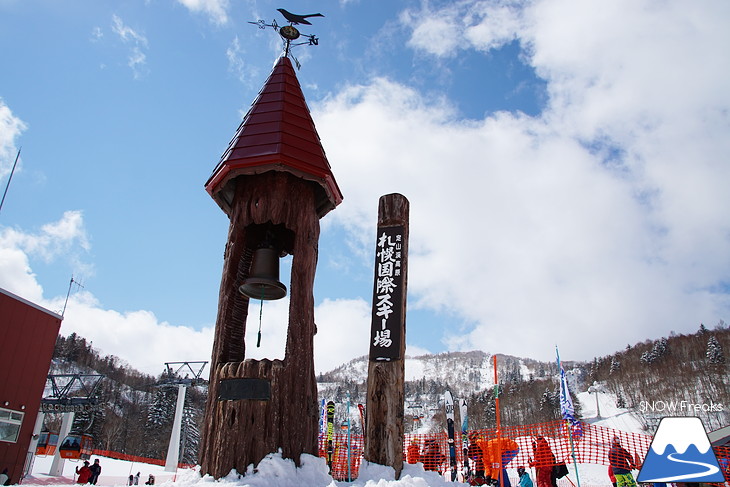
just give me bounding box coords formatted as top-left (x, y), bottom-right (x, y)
top-left (0, 148), bottom-right (21, 216)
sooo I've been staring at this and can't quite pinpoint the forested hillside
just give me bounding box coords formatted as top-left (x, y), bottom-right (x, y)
top-left (43, 333), bottom-right (206, 464)
top-left (587, 322), bottom-right (730, 432)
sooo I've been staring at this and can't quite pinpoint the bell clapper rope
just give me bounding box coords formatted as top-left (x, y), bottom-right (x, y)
top-left (257, 287), bottom-right (264, 347)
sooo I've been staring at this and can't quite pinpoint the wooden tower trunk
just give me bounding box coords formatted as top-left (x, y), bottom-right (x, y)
top-left (199, 56), bottom-right (342, 478)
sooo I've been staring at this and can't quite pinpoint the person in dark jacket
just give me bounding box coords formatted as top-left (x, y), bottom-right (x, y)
top-left (88, 459), bottom-right (101, 485)
top-left (608, 437), bottom-right (637, 487)
top-left (467, 432), bottom-right (486, 485)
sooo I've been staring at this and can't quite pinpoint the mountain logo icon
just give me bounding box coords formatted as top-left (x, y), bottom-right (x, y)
top-left (637, 416), bottom-right (725, 482)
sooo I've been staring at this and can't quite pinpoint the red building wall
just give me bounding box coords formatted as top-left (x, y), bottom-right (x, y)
top-left (0, 288), bottom-right (62, 484)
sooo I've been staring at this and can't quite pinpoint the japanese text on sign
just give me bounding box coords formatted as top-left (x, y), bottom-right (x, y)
top-left (369, 225), bottom-right (404, 361)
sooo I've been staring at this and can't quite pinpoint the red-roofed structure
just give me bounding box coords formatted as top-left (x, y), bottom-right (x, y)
top-left (205, 56), bottom-right (342, 218)
top-left (200, 55), bottom-right (342, 478)
top-left (0, 288), bottom-right (62, 484)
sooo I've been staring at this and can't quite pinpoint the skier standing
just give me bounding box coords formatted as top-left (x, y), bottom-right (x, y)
top-left (530, 437), bottom-right (557, 487)
top-left (608, 437), bottom-right (637, 487)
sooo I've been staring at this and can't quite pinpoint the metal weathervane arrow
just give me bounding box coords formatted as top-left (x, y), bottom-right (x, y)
top-left (248, 8), bottom-right (323, 68)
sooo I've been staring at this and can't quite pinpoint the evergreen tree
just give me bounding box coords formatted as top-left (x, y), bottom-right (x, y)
top-left (706, 336), bottom-right (725, 364)
top-left (179, 398), bottom-right (201, 465)
top-left (640, 350), bottom-right (654, 365)
top-left (610, 357), bottom-right (620, 374)
top-left (641, 338), bottom-right (669, 365)
top-left (143, 387), bottom-right (177, 458)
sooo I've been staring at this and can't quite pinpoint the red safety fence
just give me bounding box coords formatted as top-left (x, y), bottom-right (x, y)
top-left (90, 450), bottom-right (195, 469)
top-left (82, 422), bottom-right (730, 482)
top-left (318, 420), bottom-right (730, 482)
top-left (317, 433), bottom-right (364, 481)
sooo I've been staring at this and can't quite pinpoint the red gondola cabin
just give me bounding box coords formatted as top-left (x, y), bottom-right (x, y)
top-left (34, 431), bottom-right (59, 456)
top-left (58, 434), bottom-right (93, 460)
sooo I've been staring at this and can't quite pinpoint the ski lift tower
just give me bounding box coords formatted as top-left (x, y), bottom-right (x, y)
top-left (156, 362), bottom-right (208, 472)
top-left (39, 374), bottom-right (104, 476)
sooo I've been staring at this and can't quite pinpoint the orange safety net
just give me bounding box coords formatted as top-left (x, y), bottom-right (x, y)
top-left (319, 420), bottom-right (730, 481)
top-left (318, 432), bottom-right (365, 481)
top-left (91, 449), bottom-right (195, 469)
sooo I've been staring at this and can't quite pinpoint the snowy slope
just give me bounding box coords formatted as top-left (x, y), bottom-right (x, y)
top-left (577, 389), bottom-right (645, 434)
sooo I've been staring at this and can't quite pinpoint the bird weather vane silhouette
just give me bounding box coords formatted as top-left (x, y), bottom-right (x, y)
top-left (248, 8), bottom-right (323, 65)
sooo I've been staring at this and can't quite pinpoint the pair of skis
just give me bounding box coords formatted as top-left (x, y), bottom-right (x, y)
top-left (323, 400), bottom-right (367, 474)
top-left (444, 391), bottom-right (469, 482)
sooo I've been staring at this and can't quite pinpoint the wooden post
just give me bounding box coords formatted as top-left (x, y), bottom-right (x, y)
top-left (364, 193), bottom-right (409, 479)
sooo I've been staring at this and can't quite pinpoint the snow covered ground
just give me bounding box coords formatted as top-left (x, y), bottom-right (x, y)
top-left (25, 451), bottom-right (617, 487)
top-left (22, 388), bottom-right (639, 487)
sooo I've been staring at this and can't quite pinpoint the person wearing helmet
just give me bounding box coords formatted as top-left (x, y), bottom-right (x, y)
top-left (517, 466), bottom-right (533, 487)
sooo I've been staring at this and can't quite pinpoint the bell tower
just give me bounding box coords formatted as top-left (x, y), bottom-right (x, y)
top-left (199, 55), bottom-right (342, 477)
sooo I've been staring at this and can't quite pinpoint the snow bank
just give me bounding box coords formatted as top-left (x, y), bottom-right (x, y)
top-left (25, 451), bottom-right (468, 487)
top-left (26, 449), bottom-right (624, 486)
top-left (182, 452), bottom-right (466, 487)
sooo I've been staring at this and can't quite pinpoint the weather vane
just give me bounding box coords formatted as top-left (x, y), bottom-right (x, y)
top-left (248, 8), bottom-right (323, 68)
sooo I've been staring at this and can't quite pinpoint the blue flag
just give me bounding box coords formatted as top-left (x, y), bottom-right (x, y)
top-left (557, 347), bottom-right (583, 438)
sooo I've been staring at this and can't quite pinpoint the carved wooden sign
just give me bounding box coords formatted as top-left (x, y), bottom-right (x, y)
top-left (369, 225), bottom-right (405, 361)
top-left (364, 193), bottom-right (409, 479)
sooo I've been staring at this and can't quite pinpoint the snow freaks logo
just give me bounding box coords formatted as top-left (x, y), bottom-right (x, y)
top-left (637, 417), bottom-right (725, 482)
top-left (639, 400), bottom-right (724, 413)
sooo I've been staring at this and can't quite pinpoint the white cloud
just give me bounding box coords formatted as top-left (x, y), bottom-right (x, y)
top-left (59, 292), bottom-right (215, 377)
top-left (0, 213), bottom-right (213, 377)
top-left (314, 298), bottom-right (372, 373)
top-left (175, 0), bottom-right (229, 25)
top-left (0, 98), bottom-right (26, 180)
top-left (111, 15), bottom-right (149, 79)
top-left (226, 35), bottom-right (261, 87)
top-left (312, 0), bottom-right (730, 362)
top-left (0, 210), bottom-right (90, 264)
top-left (400, 6), bottom-right (461, 58)
top-left (0, 214), bottom-right (371, 375)
top-left (0, 246), bottom-right (44, 303)
top-left (237, 296), bottom-right (372, 374)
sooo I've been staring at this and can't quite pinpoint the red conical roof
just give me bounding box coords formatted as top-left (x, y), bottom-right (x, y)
top-left (205, 56), bottom-right (343, 218)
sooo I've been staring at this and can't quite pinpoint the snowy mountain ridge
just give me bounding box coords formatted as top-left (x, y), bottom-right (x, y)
top-left (317, 350), bottom-right (562, 398)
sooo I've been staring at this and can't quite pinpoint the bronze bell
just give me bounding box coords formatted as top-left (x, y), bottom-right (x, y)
top-left (239, 247), bottom-right (287, 300)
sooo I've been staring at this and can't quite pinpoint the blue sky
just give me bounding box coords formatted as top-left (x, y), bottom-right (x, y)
top-left (1, 0), bottom-right (729, 376)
